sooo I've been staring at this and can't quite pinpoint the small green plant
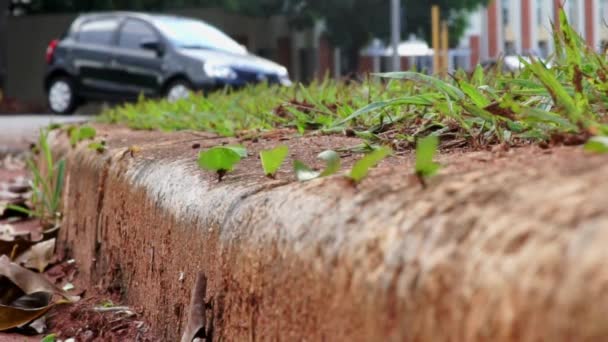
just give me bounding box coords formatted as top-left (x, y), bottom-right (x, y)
top-left (348, 147), bottom-right (392, 183)
top-left (8, 130), bottom-right (65, 228)
top-left (294, 150), bottom-right (341, 181)
top-left (260, 145), bottom-right (289, 178)
top-left (414, 135), bottom-right (441, 187)
top-left (69, 125), bottom-right (97, 147)
top-left (198, 145), bottom-right (247, 181)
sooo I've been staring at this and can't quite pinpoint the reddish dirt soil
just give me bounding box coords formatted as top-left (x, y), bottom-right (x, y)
top-left (0, 154), bottom-right (159, 342)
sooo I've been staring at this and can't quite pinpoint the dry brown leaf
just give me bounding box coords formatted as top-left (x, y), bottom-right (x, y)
top-left (0, 224), bottom-right (36, 259)
top-left (15, 239), bottom-right (56, 273)
top-left (181, 273), bottom-right (208, 342)
top-left (0, 255), bottom-right (78, 331)
top-left (0, 224), bottom-right (14, 242)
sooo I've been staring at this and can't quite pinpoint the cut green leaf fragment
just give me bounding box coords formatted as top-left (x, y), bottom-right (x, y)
top-left (260, 145), bottom-right (289, 177)
top-left (294, 160), bottom-right (320, 181)
top-left (318, 150), bottom-right (341, 177)
top-left (198, 146), bottom-right (244, 173)
top-left (41, 334), bottom-right (56, 342)
top-left (415, 135), bottom-right (441, 179)
top-left (69, 125), bottom-right (97, 147)
top-left (584, 136), bottom-right (608, 153)
top-left (224, 145), bottom-right (248, 158)
top-left (294, 150), bottom-right (341, 181)
top-left (88, 141), bottom-right (107, 153)
top-left (77, 126), bottom-right (96, 140)
top-left (349, 147), bottom-right (392, 183)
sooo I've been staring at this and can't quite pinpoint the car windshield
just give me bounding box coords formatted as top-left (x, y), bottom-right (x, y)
top-left (155, 17), bottom-right (246, 55)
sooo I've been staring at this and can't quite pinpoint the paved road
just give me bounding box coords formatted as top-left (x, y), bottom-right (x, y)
top-left (0, 114), bottom-right (91, 151)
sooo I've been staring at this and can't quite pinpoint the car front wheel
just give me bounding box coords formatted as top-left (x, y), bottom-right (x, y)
top-left (165, 80), bottom-right (193, 102)
top-left (47, 77), bottom-right (77, 114)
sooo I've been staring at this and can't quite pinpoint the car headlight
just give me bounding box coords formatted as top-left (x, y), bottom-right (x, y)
top-left (203, 62), bottom-right (237, 80)
top-left (277, 67), bottom-right (292, 86)
top-left (277, 66), bottom-right (288, 77)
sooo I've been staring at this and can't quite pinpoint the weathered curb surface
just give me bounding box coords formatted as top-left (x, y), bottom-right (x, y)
top-left (56, 125), bottom-right (608, 341)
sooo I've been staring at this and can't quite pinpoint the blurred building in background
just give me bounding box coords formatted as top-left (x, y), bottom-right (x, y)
top-left (462, 0), bottom-right (608, 65)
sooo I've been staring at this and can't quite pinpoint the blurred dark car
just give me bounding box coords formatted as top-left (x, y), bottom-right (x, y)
top-left (44, 12), bottom-right (292, 114)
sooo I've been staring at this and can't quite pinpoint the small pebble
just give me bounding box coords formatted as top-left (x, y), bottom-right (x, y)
top-left (82, 330), bottom-right (95, 342)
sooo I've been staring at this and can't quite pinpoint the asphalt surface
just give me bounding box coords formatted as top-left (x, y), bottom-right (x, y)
top-left (0, 114), bottom-right (91, 151)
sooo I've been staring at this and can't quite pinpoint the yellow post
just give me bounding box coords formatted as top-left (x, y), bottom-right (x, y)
top-left (441, 20), bottom-right (449, 75)
top-left (432, 5), bottom-right (440, 75)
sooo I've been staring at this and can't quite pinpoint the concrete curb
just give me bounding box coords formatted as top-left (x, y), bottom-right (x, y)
top-left (55, 126), bottom-right (608, 341)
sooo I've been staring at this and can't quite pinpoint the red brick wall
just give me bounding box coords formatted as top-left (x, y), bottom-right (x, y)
top-left (585, 0), bottom-right (595, 47)
top-left (522, 0), bottom-right (532, 51)
top-left (488, 0), bottom-right (499, 58)
top-left (358, 56), bottom-right (373, 74)
top-left (554, 0), bottom-right (563, 30)
top-left (277, 37), bottom-right (292, 76)
top-left (470, 35), bottom-right (480, 67)
top-left (400, 57), bottom-right (409, 71)
top-left (318, 35), bottom-right (333, 78)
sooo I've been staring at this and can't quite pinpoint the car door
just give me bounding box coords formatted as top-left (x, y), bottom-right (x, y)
top-left (113, 19), bottom-right (165, 98)
top-left (71, 17), bottom-right (121, 97)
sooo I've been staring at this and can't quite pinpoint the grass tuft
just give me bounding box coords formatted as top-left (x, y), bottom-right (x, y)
top-left (99, 10), bottom-right (608, 150)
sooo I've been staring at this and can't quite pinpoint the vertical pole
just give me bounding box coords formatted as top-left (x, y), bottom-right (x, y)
top-left (372, 55), bottom-right (381, 73)
top-left (390, 0), bottom-right (401, 71)
top-left (441, 20), bottom-right (449, 74)
top-left (333, 47), bottom-right (341, 78)
top-left (432, 5), bottom-right (440, 74)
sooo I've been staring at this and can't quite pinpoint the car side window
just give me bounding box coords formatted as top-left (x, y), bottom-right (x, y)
top-left (118, 20), bottom-right (157, 50)
top-left (78, 18), bottom-right (119, 46)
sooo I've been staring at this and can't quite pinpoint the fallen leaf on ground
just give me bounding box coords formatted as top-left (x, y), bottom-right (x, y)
top-left (15, 239), bottom-right (56, 273)
top-left (29, 315), bottom-right (47, 334)
top-left (0, 224), bottom-right (36, 259)
top-left (181, 273), bottom-right (208, 342)
top-left (0, 255), bottom-right (78, 331)
top-left (0, 224), bottom-right (15, 242)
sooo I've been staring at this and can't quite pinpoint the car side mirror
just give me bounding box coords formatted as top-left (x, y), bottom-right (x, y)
top-left (140, 39), bottom-right (164, 57)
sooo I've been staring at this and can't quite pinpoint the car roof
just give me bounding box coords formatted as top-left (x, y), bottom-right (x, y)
top-left (74, 11), bottom-right (195, 25)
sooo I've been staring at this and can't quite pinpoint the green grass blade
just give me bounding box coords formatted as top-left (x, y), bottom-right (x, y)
top-left (375, 71), bottom-right (464, 100)
top-left (52, 159), bottom-right (66, 212)
top-left (39, 130), bottom-right (53, 173)
top-left (521, 58), bottom-right (583, 124)
top-left (459, 81), bottom-right (491, 107)
top-left (5, 204), bottom-right (34, 216)
top-left (332, 94), bottom-right (437, 127)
